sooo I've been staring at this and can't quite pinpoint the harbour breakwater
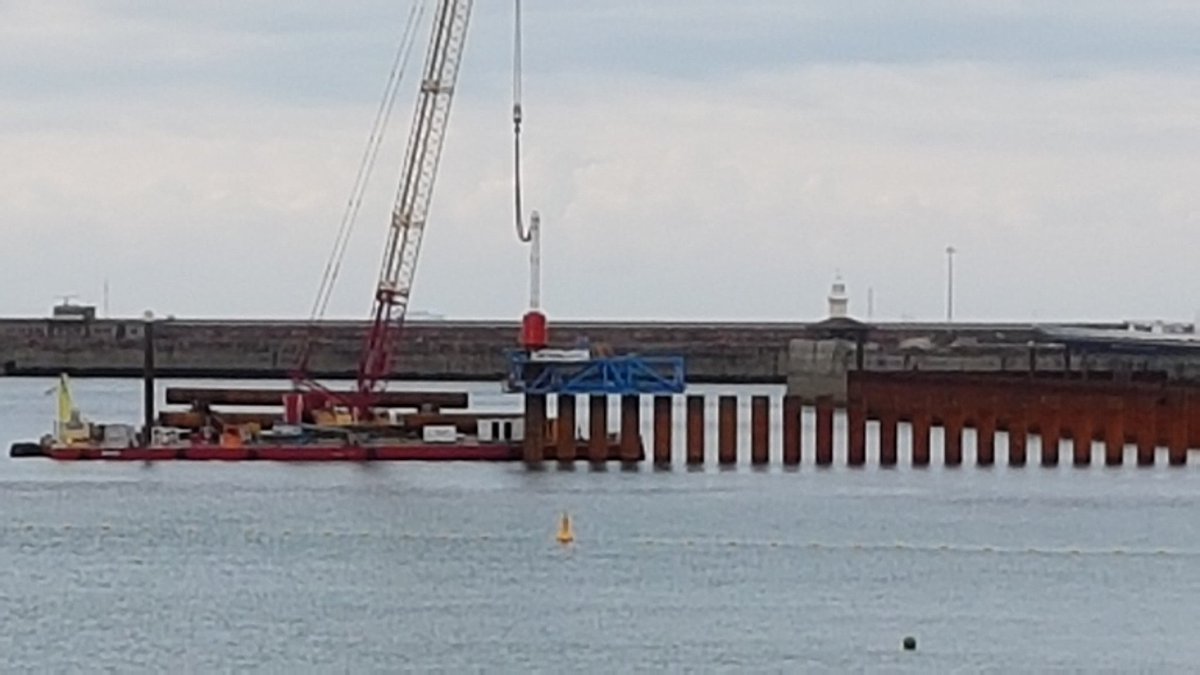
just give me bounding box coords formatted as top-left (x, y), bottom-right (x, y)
top-left (5, 317), bottom-right (1198, 392)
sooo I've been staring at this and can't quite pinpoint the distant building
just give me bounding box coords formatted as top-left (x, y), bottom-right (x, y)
top-left (51, 301), bottom-right (95, 322)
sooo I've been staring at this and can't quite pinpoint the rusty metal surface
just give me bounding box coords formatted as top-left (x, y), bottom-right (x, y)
top-left (686, 395), bottom-right (705, 466)
top-left (165, 387), bottom-right (468, 409)
top-left (653, 396), bottom-right (672, 467)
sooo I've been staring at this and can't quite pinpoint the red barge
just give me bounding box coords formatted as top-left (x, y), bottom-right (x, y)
top-left (34, 443), bottom-right (518, 463)
top-left (23, 442), bottom-right (627, 463)
top-left (8, 376), bottom-right (637, 463)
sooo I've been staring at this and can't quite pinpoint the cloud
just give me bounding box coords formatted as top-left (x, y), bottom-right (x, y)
top-left (3, 2), bottom-right (1200, 323)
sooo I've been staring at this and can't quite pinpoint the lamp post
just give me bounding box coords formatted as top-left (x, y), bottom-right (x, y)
top-left (945, 245), bottom-right (956, 322)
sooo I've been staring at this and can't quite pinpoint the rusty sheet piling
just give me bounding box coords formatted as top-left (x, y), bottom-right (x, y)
top-left (782, 396), bottom-right (802, 466)
top-left (912, 410), bottom-right (932, 467)
top-left (557, 394), bottom-right (576, 463)
top-left (879, 411), bottom-right (898, 467)
top-left (654, 396), bottom-right (673, 467)
top-left (1136, 399), bottom-right (1156, 466)
top-left (686, 395), bottom-right (705, 465)
top-left (751, 396), bottom-right (770, 465)
top-left (1072, 397), bottom-right (1092, 467)
top-left (1169, 396), bottom-right (1189, 466)
top-left (523, 394), bottom-right (546, 465)
top-left (718, 396), bottom-right (738, 465)
top-left (620, 395), bottom-right (641, 464)
top-left (1104, 396), bottom-right (1124, 467)
top-left (847, 394), bottom-right (866, 467)
top-left (1008, 400), bottom-right (1028, 467)
top-left (977, 409), bottom-right (996, 467)
top-left (815, 397), bottom-right (834, 466)
top-left (944, 404), bottom-right (964, 467)
top-left (1040, 396), bottom-right (1061, 467)
top-left (526, 371), bottom-right (1198, 469)
top-left (588, 395), bottom-right (608, 464)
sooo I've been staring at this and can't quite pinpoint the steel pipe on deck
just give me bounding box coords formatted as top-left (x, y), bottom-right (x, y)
top-left (165, 387), bottom-right (469, 409)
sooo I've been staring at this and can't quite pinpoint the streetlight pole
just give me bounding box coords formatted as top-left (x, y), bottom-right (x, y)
top-left (945, 245), bottom-right (957, 322)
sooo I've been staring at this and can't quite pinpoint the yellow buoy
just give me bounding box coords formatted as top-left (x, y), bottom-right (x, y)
top-left (556, 512), bottom-right (574, 545)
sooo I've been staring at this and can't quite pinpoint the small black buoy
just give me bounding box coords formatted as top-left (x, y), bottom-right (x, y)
top-left (903, 636), bottom-right (917, 651)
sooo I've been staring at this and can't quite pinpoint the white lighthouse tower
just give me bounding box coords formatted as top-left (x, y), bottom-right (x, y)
top-left (827, 275), bottom-right (849, 319)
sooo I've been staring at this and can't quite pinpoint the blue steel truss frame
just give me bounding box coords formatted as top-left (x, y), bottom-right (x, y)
top-left (504, 352), bottom-right (686, 395)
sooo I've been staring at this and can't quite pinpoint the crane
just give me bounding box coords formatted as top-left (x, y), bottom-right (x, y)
top-left (511, 0), bottom-right (547, 352)
top-left (356, 0), bottom-right (473, 414)
top-left (291, 0), bottom-right (474, 422)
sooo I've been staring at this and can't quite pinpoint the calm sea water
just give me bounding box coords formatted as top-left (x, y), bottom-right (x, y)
top-left (2, 377), bottom-right (1200, 671)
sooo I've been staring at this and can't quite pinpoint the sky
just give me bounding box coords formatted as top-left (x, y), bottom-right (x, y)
top-left (3, 1), bottom-right (1200, 323)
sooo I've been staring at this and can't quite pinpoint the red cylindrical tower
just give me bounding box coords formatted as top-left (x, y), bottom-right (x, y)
top-left (520, 310), bottom-right (548, 350)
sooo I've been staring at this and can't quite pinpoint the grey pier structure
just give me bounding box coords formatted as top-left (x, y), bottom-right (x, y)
top-left (4, 314), bottom-right (1200, 392)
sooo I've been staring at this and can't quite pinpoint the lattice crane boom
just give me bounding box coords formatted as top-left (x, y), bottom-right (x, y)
top-left (357, 0), bottom-right (474, 406)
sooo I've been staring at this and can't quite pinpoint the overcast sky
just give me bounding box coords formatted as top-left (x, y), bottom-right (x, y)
top-left (3, 1), bottom-right (1200, 323)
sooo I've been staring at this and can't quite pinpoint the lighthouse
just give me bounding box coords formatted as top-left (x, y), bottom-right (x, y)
top-left (827, 275), bottom-right (849, 319)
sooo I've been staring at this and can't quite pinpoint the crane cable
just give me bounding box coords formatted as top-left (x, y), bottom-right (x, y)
top-left (513, 0), bottom-right (533, 243)
top-left (308, 0), bottom-right (428, 322)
